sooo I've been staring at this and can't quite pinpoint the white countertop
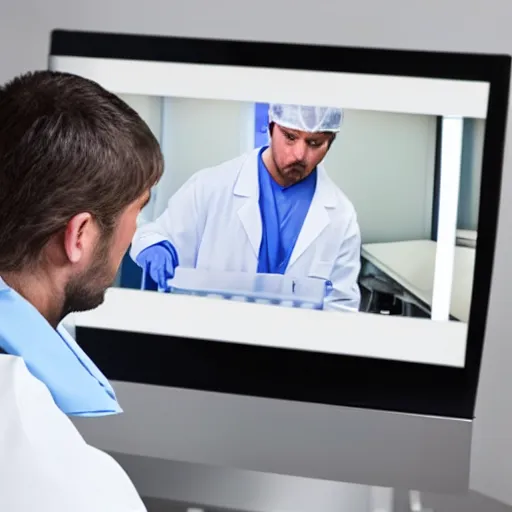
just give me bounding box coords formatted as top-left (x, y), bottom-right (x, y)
top-left (456, 229), bottom-right (477, 242)
top-left (361, 240), bottom-right (475, 323)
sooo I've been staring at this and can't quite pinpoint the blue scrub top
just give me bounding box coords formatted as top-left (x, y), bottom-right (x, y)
top-left (0, 277), bottom-right (122, 417)
top-left (257, 146), bottom-right (317, 274)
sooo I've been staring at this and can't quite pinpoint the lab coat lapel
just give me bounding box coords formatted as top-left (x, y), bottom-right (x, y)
top-left (57, 323), bottom-right (118, 401)
top-left (234, 149), bottom-right (263, 258)
top-left (0, 278), bottom-right (121, 417)
top-left (288, 166), bottom-right (336, 268)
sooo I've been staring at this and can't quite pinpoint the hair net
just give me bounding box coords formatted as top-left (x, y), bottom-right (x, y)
top-left (268, 103), bottom-right (343, 133)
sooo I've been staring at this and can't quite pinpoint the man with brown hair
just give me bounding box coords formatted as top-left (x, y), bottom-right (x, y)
top-left (0, 70), bottom-right (163, 511)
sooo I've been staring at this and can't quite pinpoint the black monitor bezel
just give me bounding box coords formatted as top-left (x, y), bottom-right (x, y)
top-left (49, 29), bottom-right (510, 419)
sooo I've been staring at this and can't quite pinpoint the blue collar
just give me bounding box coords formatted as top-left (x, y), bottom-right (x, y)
top-left (0, 278), bottom-right (122, 417)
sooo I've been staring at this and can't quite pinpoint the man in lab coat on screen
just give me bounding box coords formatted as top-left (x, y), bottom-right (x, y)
top-left (0, 70), bottom-right (163, 511)
top-left (131, 103), bottom-right (362, 311)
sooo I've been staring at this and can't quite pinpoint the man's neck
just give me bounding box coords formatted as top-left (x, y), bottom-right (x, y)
top-left (1, 271), bottom-right (63, 328)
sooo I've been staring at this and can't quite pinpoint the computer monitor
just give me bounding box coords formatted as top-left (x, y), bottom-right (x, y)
top-left (49, 30), bottom-right (511, 505)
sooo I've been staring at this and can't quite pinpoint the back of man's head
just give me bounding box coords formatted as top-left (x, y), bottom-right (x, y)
top-left (0, 70), bottom-right (163, 273)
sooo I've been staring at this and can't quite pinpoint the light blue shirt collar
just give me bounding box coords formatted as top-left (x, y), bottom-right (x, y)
top-left (0, 277), bottom-right (122, 417)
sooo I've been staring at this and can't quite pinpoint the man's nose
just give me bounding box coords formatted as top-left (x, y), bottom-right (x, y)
top-left (292, 140), bottom-right (307, 161)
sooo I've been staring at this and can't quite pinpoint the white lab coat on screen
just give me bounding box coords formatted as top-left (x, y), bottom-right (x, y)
top-left (131, 147), bottom-right (362, 311)
top-left (0, 354), bottom-right (146, 512)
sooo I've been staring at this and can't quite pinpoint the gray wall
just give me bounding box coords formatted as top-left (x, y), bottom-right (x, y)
top-left (3, 1), bottom-right (512, 511)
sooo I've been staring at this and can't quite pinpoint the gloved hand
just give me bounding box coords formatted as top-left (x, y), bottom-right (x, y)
top-left (136, 241), bottom-right (179, 291)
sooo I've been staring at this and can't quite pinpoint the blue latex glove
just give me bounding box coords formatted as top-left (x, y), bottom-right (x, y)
top-left (136, 241), bottom-right (179, 291)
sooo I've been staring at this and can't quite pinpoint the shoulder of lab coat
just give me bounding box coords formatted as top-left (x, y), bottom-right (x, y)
top-left (318, 167), bottom-right (362, 312)
top-left (130, 149), bottom-right (258, 261)
top-left (0, 354), bottom-right (146, 512)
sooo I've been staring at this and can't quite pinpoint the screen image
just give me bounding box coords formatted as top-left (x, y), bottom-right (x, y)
top-left (114, 94), bottom-right (483, 329)
top-left (50, 40), bottom-right (496, 374)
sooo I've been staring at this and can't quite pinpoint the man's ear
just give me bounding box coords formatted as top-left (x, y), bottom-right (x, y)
top-left (63, 212), bottom-right (94, 264)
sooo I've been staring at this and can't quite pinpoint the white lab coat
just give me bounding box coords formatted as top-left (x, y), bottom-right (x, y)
top-left (0, 354), bottom-right (146, 512)
top-left (131, 148), bottom-right (361, 310)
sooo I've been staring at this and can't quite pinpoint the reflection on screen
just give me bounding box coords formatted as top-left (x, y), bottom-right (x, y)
top-left (113, 94), bottom-right (483, 325)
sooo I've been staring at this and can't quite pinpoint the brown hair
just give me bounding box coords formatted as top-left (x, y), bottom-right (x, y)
top-left (0, 70), bottom-right (163, 272)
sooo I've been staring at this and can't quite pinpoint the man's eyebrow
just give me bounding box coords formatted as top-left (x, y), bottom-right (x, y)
top-left (279, 126), bottom-right (299, 136)
top-left (306, 134), bottom-right (329, 142)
